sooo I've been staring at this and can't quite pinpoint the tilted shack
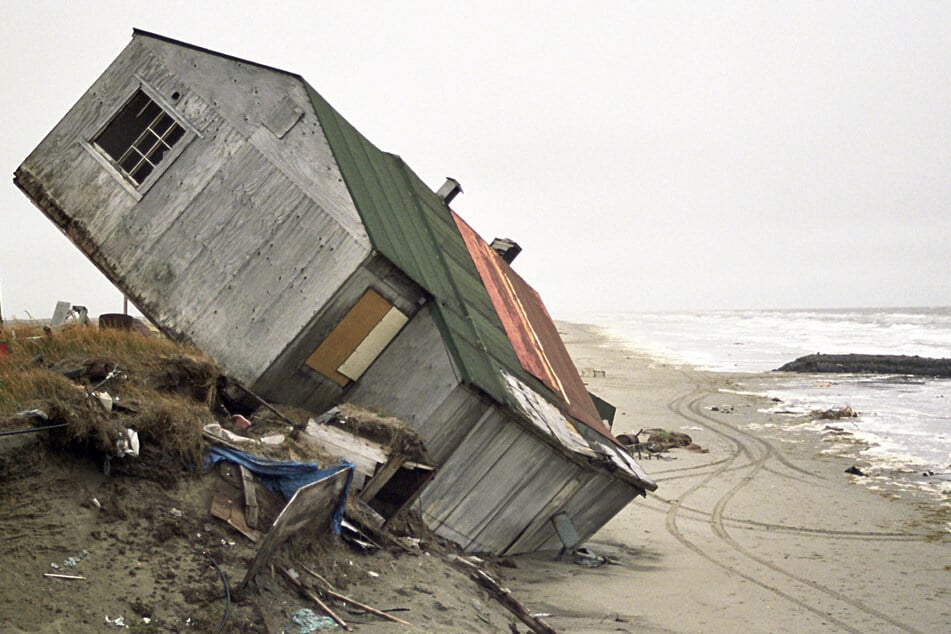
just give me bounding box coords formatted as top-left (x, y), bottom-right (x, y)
top-left (15, 30), bottom-right (655, 555)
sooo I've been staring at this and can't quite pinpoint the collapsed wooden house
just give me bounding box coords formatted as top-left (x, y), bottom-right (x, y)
top-left (15, 30), bottom-right (655, 555)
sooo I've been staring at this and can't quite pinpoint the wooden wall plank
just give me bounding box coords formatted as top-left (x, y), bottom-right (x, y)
top-left (464, 450), bottom-right (578, 554)
top-left (414, 386), bottom-right (490, 464)
top-left (142, 36), bottom-right (367, 243)
top-left (418, 410), bottom-right (515, 525)
top-left (502, 473), bottom-right (585, 555)
top-left (347, 305), bottom-right (461, 441)
top-left (250, 258), bottom-right (422, 410)
top-left (435, 433), bottom-right (552, 551)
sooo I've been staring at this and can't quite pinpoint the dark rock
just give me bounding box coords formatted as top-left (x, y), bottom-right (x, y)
top-left (776, 354), bottom-right (951, 377)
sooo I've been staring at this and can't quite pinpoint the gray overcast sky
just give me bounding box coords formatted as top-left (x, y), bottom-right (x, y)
top-left (2, 1), bottom-right (949, 320)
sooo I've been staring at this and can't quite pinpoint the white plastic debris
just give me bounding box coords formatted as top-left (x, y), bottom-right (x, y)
top-left (93, 391), bottom-right (114, 412)
top-left (203, 423), bottom-right (254, 444)
top-left (115, 428), bottom-right (139, 457)
top-left (259, 433), bottom-right (285, 446)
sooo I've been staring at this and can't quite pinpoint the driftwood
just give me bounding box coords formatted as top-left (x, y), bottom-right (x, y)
top-left (297, 560), bottom-right (412, 626)
top-left (450, 556), bottom-right (556, 634)
top-left (279, 566), bottom-right (351, 631)
top-left (226, 377), bottom-right (305, 430)
top-left (359, 452), bottom-right (408, 503)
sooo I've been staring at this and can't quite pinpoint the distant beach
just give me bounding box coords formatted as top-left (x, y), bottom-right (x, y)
top-left (507, 322), bottom-right (949, 634)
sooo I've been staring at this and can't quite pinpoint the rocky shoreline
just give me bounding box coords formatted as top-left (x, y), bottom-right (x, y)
top-left (775, 353), bottom-right (951, 377)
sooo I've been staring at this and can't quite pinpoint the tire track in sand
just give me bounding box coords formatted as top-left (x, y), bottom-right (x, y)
top-left (661, 375), bottom-right (923, 634)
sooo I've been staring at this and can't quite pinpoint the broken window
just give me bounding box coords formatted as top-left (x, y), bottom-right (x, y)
top-left (93, 89), bottom-right (186, 186)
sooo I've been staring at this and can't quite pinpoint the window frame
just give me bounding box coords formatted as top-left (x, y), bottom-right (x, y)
top-left (82, 80), bottom-right (198, 200)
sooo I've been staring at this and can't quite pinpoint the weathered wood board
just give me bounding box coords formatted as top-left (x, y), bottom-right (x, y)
top-left (240, 467), bottom-right (351, 589)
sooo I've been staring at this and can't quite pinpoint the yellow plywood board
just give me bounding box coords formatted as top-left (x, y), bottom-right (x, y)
top-left (306, 289), bottom-right (392, 385)
top-left (338, 307), bottom-right (409, 381)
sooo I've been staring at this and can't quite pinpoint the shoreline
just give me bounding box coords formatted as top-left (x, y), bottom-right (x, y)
top-left (505, 322), bottom-right (949, 633)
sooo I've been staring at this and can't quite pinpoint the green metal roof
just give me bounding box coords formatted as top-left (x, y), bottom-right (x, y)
top-left (305, 83), bottom-right (524, 406)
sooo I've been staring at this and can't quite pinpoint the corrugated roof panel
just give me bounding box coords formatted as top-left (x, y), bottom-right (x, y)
top-left (452, 213), bottom-right (615, 440)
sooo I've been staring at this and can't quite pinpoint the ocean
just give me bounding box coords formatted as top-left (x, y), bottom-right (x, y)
top-left (590, 307), bottom-right (951, 491)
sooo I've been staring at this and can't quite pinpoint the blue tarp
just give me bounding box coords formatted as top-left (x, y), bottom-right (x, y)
top-left (204, 446), bottom-right (354, 535)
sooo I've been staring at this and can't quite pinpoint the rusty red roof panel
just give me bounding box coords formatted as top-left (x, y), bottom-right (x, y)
top-left (452, 212), bottom-right (615, 440)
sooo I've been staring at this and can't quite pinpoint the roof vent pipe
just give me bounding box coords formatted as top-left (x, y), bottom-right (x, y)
top-left (436, 177), bottom-right (463, 205)
top-left (490, 238), bottom-right (522, 264)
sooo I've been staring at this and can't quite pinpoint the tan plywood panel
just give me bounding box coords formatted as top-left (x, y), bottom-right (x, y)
top-left (306, 289), bottom-right (392, 385)
top-left (338, 306), bottom-right (408, 381)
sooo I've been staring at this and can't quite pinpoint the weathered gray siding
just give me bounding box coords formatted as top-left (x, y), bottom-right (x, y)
top-left (518, 473), bottom-right (637, 553)
top-left (416, 408), bottom-right (622, 555)
top-left (18, 34), bottom-right (381, 385)
top-left (347, 305), bottom-right (495, 463)
top-left (254, 254), bottom-right (423, 411)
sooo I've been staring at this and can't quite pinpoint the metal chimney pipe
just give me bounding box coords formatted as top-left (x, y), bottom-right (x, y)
top-left (490, 238), bottom-right (522, 264)
top-left (436, 177), bottom-right (463, 205)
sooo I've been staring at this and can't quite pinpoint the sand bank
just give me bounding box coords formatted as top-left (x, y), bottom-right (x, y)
top-left (506, 322), bottom-right (949, 634)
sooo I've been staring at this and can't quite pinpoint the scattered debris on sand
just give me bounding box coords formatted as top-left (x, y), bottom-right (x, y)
top-left (812, 406), bottom-right (858, 420)
top-left (0, 323), bottom-right (561, 632)
top-left (615, 428), bottom-right (706, 459)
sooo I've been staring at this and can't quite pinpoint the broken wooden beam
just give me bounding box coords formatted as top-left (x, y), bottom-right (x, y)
top-left (297, 561), bottom-right (411, 626)
top-left (358, 452), bottom-right (408, 503)
top-left (450, 556), bottom-right (555, 634)
top-left (279, 566), bottom-right (351, 631)
top-left (239, 465), bottom-right (259, 529)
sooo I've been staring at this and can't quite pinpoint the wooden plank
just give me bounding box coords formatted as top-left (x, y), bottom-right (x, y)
top-left (210, 495), bottom-right (262, 542)
top-left (338, 306), bottom-right (408, 380)
top-left (566, 475), bottom-right (637, 546)
top-left (249, 122), bottom-right (367, 242)
top-left (467, 451), bottom-right (579, 554)
top-left (358, 452), bottom-right (408, 503)
top-left (502, 474), bottom-right (584, 555)
top-left (279, 567), bottom-right (352, 631)
top-left (143, 35), bottom-right (366, 243)
top-left (418, 409), bottom-right (513, 524)
top-left (441, 434), bottom-right (555, 553)
top-left (414, 386), bottom-right (488, 464)
top-left (239, 465), bottom-right (259, 529)
top-left (191, 208), bottom-right (368, 382)
top-left (301, 422), bottom-right (387, 478)
top-left (248, 257), bottom-right (420, 408)
top-left (240, 467), bottom-right (351, 590)
top-left (306, 289), bottom-right (393, 385)
top-left (347, 305), bottom-right (461, 446)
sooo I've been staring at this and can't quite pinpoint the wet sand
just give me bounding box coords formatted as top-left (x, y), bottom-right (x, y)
top-left (506, 322), bottom-right (949, 634)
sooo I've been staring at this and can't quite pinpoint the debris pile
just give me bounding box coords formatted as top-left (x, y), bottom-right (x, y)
top-left (0, 322), bottom-right (559, 631)
top-left (615, 428), bottom-right (706, 459)
top-left (812, 406), bottom-right (858, 420)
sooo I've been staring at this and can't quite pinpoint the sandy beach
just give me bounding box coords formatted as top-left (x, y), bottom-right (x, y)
top-left (506, 322), bottom-right (949, 634)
